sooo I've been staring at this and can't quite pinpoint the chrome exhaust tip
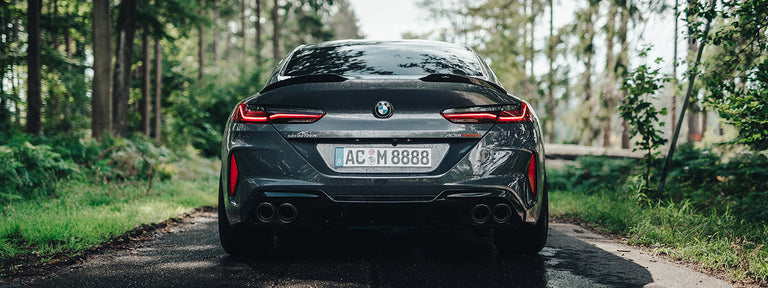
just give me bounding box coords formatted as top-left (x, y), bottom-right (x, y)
top-left (492, 204), bottom-right (512, 223)
top-left (256, 202), bottom-right (276, 223)
top-left (277, 203), bottom-right (298, 224)
top-left (471, 204), bottom-right (491, 224)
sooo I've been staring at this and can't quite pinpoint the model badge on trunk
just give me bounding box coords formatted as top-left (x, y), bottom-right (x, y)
top-left (374, 101), bottom-right (393, 118)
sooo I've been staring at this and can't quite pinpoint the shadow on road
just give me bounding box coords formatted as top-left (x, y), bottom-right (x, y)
top-left (228, 227), bottom-right (652, 288)
top-left (21, 215), bottom-right (653, 288)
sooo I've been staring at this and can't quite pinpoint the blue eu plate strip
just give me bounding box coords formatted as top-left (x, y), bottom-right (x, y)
top-left (334, 147), bottom-right (344, 167)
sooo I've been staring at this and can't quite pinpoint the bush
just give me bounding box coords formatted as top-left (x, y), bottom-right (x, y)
top-left (0, 139), bottom-right (80, 201)
top-left (0, 133), bottom-right (178, 203)
top-left (547, 156), bottom-right (640, 193)
top-left (549, 144), bottom-right (768, 222)
top-left (666, 144), bottom-right (768, 221)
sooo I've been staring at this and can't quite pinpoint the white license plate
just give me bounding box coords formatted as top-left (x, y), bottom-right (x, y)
top-left (334, 147), bottom-right (432, 167)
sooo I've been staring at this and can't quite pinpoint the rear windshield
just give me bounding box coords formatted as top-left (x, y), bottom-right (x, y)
top-left (283, 42), bottom-right (486, 78)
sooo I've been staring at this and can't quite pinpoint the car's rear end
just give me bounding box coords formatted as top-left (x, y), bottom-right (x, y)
top-left (218, 40), bottom-right (548, 255)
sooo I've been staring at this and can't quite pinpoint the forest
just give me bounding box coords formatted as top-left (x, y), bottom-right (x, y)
top-left (1, 0), bottom-right (767, 284)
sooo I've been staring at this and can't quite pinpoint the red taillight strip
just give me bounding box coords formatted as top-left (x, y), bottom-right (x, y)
top-left (229, 154), bottom-right (238, 196)
top-left (498, 103), bottom-right (532, 123)
top-left (527, 153), bottom-right (537, 196)
top-left (233, 103), bottom-right (269, 123)
top-left (441, 112), bottom-right (498, 123)
top-left (441, 103), bottom-right (532, 124)
top-left (268, 112), bottom-right (325, 124)
top-left (233, 103), bottom-right (324, 124)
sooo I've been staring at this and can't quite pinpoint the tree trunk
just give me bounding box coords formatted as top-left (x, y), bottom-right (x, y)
top-left (112, 0), bottom-right (138, 137)
top-left (154, 39), bottom-right (162, 142)
top-left (522, 0), bottom-right (529, 78)
top-left (198, 0), bottom-right (206, 81)
top-left (602, 2), bottom-right (617, 148)
top-left (545, 0), bottom-right (555, 143)
top-left (52, 0), bottom-right (59, 49)
top-left (27, 0), bottom-right (42, 135)
top-left (686, 0), bottom-right (700, 142)
top-left (671, 0), bottom-right (679, 136)
top-left (255, 0), bottom-right (262, 69)
top-left (141, 27), bottom-right (151, 136)
top-left (585, 13), bottom-right (594, 102)
top-left (701, 108), bottom-right (707, 138)
top-left (212, 0), bottom-right (219, 60)
top-left (619, 1), bottom-right (630, 149)
top-left (272, 0), bottom-right (280, 63)
top-left (92, 0), bottom-right (112, 139)
top-left (241, 0), bottom-right (247, 60)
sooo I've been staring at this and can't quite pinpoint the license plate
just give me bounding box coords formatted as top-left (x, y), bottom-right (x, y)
top-left (334, 147), bottom-right (432, 167)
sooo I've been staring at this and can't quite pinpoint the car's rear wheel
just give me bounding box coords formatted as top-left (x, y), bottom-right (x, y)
top-left (494, 192), bottom-right (548, 254)
top-left (218, 189), bottom-right (274, 256)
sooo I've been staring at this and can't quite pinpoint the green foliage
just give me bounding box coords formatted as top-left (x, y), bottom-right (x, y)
top-left (701, 0), bottom-right (768, 151)
top-left (705, 59), bottom-right (768, 150)
top-left (549, 146), bottom-right (768, 223)
top-left (0, 133), bottom-right (179, 203)
top-left (619, 47), bottom-right (669, 189)
top-left (665, 144), bottom-right (768, 222)
top-left (0, 167), bottom-right (217, 271)
top-left (166, 70), bottom-right (265, 157)
top-left (0, 136), bottom-right (80, 201)
top-left (92, 135), bottom-right (175, 182)
top-left (547, 156), bottom-right (640, 193)
top-left (550, 189), bottom-right (768, 284)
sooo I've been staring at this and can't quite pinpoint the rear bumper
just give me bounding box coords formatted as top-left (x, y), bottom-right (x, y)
top-left (227, 187), bottom-right (528, 231)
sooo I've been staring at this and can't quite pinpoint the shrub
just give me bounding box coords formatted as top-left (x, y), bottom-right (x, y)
top-left (0, 140), bottom-right (80, 201)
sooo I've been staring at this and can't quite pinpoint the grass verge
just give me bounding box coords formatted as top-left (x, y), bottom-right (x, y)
top-left (551, 189), bottom-right (768, 285)
top-left (0, 157), bottom-right (218, 276)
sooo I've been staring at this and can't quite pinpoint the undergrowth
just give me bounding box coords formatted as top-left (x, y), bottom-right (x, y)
top-left (0, 133), bottom-right (220, 275)
top-left (549, 147), bottom-right (768, 284)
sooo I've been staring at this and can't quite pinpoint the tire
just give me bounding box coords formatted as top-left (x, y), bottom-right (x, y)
top-left (218, 189), bottom-right (274, 256)
top-left (494, 192), bottom-right (549, 254)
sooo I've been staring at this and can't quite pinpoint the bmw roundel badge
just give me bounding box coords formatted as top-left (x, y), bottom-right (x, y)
top-left (374, 101), bottom-right (393, 118)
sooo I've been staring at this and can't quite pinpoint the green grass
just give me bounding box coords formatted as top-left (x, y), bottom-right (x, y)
top-left (551, 190), bottom-right (768, 284)
top-left (0, 157), bottom-right (219, 271)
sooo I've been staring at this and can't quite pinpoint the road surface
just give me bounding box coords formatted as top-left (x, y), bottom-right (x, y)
top-left (2, 211), bottom-right (734, 288)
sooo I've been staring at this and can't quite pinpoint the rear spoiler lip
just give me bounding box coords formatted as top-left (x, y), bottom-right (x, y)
top-left (260, 74), bottom-right (349, 93)
top-left (419, 73), bottom-right (507, 94)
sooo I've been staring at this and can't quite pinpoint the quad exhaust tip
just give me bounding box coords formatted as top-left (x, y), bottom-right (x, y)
top-left (471, 204), bottom-right (491, 224)
top-left (492, 204), bottom-right (512, 223)
top-left (277, 203), bottom-right (298, 224)
top-left (256, 202), bottom-right (276, 223)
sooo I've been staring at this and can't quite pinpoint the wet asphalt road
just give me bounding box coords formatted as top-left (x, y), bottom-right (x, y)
top-left (6, 211), bottom-right (733, 288)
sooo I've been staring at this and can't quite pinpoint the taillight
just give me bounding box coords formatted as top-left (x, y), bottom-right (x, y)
top-left (233, 103), bottom-right (268, 123)
top-left (441, 103), bottom-right (532, 124)
top-left (229, 154), bottom-right (238, 196)
top-left (527, 153), bottom-right (537, 196)
top-left (232, 103), bottom-right (324, 124)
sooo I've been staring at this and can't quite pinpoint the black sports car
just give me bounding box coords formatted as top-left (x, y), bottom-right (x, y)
top-left (218, 40), bottom-right (548, 255)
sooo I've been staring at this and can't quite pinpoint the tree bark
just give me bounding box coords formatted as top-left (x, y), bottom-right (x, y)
top-left (141, 27), bottom-right (151, 136)
top-left (686, 0), bottom-right (700, 142)
top-left (92, 0), bottom-right (112, 139)
top-left (154, 39), bottom-right (162, 142)
top-left (112, 0), bottom-right (138, 137)
top-left (212, 0), bottom-right (219, 60)
top-left (602, 2), bottom-right (617, 148)
top-left (198, 0), bottom-right (206, 81)
top-left (272, 0), bottom-right (280, 63)
top-left (255, 0), bottom-right (262, 69)
top-left (241, 0), bottom-right (247, 59)
top-left (619, 0), bottom-right (630, 149)
top-left (545, 0), bottom-right (555, 143)
top-left (671, 0), bottom-right (679, 136)
top-left (27, 0), bottom-right (42, 135)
